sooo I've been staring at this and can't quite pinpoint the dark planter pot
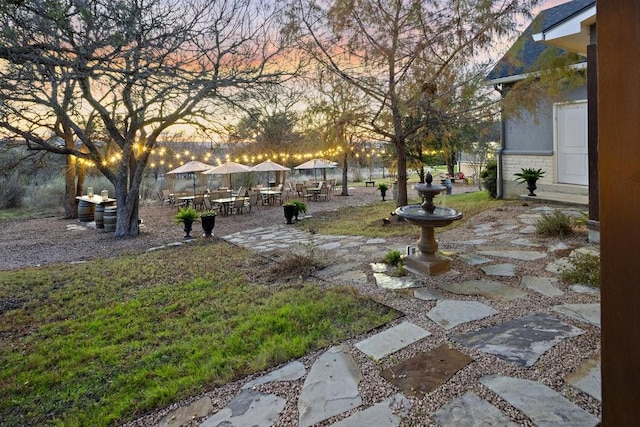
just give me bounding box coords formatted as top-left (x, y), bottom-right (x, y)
top-left (294, 206), bottom-right (299, 221)
top-left (201, 215), bottom-right (216, 237)
top-left (380, 189), bottom-right (387, 201)
top-left (183, 219), bottom-right (194, 239)
top-left (526, 179), bottom-right (538, 196)
top-left (284, 205), bottom-right (296, 224)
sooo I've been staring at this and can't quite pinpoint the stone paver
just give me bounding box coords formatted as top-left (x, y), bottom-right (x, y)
top-left (328, 394), bottom-right (411, 427)
top-left (242, 361), bottom-right (306, 389)
top-left (413, 287), bottom-right (444, 301)
top-left (199, 389), bottom-right (286, 427)
top-left (452, 313), bottom-right (584, 367)
top-left (161, 397), bottom-right (213, 427)
top-left (439, 279), bottom-right (528, 302)
top-left (480, 375), bottom-right (600, 427)
top-left (481, 263), bottom-right (517, 277)
top-left (477, 249), bottom-right (547, 261)
top-left (380, 344), bottom-right (473, 396)
top-left (432, 392), bottom-right (518, 427)
top-left (553, 303), bottom-right (601, 327)
top-left (298, 346), bottom-right (363, 427)
top-left (374, 272), bottom-right (423, 289)
top-left (521, 276), bottom-right (563, 297)
top-left (570, 284), bottom-right (600, 295)
top-left (427, 300), bottom-right (498, 330)
top-left (566, 356), bottom-right (602, 402)
top-left (458, 253), bottom-right (493, 265)
top-left (355, 322), bottom-right (431, 361)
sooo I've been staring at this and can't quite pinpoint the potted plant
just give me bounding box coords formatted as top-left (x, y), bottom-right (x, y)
top-left (289, 199), bottom-right (307, 221)
top-left (514, 168), bottom-right (546, 196)
top-left (283, 202), bottom-right (296, 224)
top-left (200, 210), bottom-right (217, 237)
top-left (174, 206), bottom-right (199, 239)
top-left (378, 182), bottom-right (389, 201)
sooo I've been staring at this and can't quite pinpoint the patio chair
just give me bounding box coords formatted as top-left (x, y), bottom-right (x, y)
top-left (318, 184), bottom-right (330, 201)
top-left (246, 192), bottom-right (260, 212)
top-left (231, 197), bottom-right (246, 214)
top-left (193, 195), bottom-right (205, 211)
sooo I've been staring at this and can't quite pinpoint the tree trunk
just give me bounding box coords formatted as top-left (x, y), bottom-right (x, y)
top-left (63, 155), bottom-right (77, 218)
top-left (395, 136), bottom-right (408, 207)
top-left (341, 151), bottom-right (349, 196)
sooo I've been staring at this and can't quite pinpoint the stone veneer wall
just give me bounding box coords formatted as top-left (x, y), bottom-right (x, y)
top-left (501, 154), bottom-right (554, 198)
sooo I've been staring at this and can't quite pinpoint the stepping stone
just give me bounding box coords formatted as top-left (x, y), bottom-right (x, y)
top-left (427, 300), bottom-right (498, 330)
top-left (481, 263), bottom-right (517, 277)
top-left (241, 361), bottom-right (306, 389)
top-left (511, 238), bottom-right (541, 247)
top-left (160, 396), bottom-right (213, 427)
top-left (517, 213), bottom-right (543, 225)
top-left (566, 356), bottom-right (602, 402)
top-left (366, 238), bottom-right (387, 244)
top-left (521, 276), bottom-right (563, 297)
top-left (452, 313), bottom-right (583, 367)
top-left (380, 344), bottom-right (473, 396)
top-left (414, 287), bottom-right (444, 301)
top-left (199, 389), bottom-right (286, 427)
top-left (548, 241), bottom-right (571, 252)
top-left (439, 279), bottom-right (528, 302)
top-left (355, 322), bottom-right (431, 361)
top-left (570, 284), bottom-right (600, 295)
top-left (477, 249), bottom-right (547, 261)
top-left (370, 262), bottom-right (390, 273)
top-left (480, 375), bottom-right (600, 427)
top-left (319, 241), bottom-right (343, 250)
top-left (298, 346), bottom-right (362, 427)
top-left (374, 272), bottom-right (423, 289)
top-left (519, 225), bottom-right (537, 234)
top-left (328, 394), bottom-right (411, 426)
top-left (553, 303), bottom-right (601, 327)
top-left (546, 257), bottom-right (573, 274)
top-left (458, 253), bottom-right (493, 265)
top-left (451, 239), bottom-right (487, 245)
top-left (432, 392), bottom-right (518, 427)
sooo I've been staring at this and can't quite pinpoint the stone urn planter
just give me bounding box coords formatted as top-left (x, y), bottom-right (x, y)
top-left (283, 203), bottom-right (296, 224)
top-left (514, 168), bottom-right (545, 197)
top-left (378, 183), bottom-right (388, 201)
top-left (200, 211), bottom-right (217, 237)
top-left (174, 206), bottom-right (199, 239)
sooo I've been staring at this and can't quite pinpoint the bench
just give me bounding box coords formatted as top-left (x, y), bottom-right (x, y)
top-left (365, 181), bottom-right (375, 187)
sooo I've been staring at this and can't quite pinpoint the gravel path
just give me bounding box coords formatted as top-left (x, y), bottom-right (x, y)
top-left (0, 185), bottom-right (387, 270)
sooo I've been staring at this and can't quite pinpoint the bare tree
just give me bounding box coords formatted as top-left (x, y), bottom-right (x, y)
top-left (305, 73), bottom-right (371, 196)
top-left (289, 0), bottom-right (539, 206)
top-left (0, 0), bottom-right (295, 236)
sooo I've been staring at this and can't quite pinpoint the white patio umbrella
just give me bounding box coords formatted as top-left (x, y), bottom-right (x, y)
top-left (294, 158), bottom-right (337, 181)
top-left (202, 161), bottom-right (252, 189)
top-left (166, 160), bottom-right (215, 196)
top-left (251, 160), bottom-right (290, 186)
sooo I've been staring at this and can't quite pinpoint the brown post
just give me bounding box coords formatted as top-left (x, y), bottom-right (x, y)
top-left (598, 1), bottom-right (640, 424)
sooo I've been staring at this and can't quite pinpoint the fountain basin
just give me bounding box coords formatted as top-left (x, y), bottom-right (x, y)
top-left (395, 204), bottom-right (463, 276)
top-left (396, 205), bottom-right (463, 226)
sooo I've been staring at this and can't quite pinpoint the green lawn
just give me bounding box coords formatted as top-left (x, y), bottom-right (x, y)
top-left (0, 241), bottom-right (399, 426)
top-left (300, 190), bottom-right (515, 237)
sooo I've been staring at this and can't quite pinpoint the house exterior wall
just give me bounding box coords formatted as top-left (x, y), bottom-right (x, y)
top-left (501, 154), bottom-right (554, 197)
top-left (500, 83), bottom-right (588, 198)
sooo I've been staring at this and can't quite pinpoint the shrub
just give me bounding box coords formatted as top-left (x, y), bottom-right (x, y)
top-left (561, 252), bottom-right (600, 288)
top-left (383, 249), bottom-right (403, 266)
top-left (0, 177), bottom-right (25, 209)
top-left (481, 159), bottom-right (497, 198)
top-left (535, 210), bottom-right (575, 237)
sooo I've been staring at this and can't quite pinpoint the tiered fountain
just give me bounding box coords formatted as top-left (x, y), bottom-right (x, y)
top-left (395, 172), bottom-right (463, 276)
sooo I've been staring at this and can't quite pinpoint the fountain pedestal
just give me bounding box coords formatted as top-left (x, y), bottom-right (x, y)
top-left (395, 173), bottom-right (462, 276)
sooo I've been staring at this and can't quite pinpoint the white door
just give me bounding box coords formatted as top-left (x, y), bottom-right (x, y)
top-left (555, 101), bottom-right (588, 185)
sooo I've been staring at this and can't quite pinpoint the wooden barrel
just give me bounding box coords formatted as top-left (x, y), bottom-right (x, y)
top-left (94, 204), bottom-right (105, 228)
top-left (104, 206), bottom-right (117, 232)
top-left (78, 199), bottom-right (95, 222)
